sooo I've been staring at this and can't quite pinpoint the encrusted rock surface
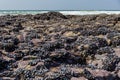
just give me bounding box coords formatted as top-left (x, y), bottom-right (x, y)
top-left (0, 12), bottom-right (120, 80)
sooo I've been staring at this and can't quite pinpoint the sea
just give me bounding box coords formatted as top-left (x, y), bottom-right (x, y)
top-left (0, 10), bottom-right (120, 15)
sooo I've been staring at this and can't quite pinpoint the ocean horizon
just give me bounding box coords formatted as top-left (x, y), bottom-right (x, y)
top-left (0, 10), bottom-right (120, 16)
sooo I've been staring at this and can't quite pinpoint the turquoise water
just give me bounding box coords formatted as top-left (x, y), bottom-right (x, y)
top-left (0, 10), bottom-right (120, 15)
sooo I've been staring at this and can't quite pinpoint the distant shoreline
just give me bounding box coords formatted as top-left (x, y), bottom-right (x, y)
top-left (0, 10), bottom-right (120, 16)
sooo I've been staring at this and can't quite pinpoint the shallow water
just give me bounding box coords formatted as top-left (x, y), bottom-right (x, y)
top-left (0, 10), bottom-right (120, 15)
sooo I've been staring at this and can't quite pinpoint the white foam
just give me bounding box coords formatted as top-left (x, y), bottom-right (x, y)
top-left (0, 11), bottom-right (120, 16)
top-left (60, 11), bottom-right (120, 15)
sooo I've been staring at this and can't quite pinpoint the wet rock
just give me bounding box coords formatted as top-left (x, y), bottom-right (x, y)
top-left (97, 27), bottom-right (109, 35)
top-left (102, 54), bottom-right (120, 71)
top-left (63, 31), bottom-right (78, 37)
top-left (107, 32), bottom-right (120, 46)
top-left (83, 43), bottom-right (99, 56)
top-left (14, 52), bottom-right (24, 60)
top-left (33, 12), bottom-right (68, 20)
top-left (89, 69), bottom-right (117, 80)
top-left (13, 23), bottom-right (23, 32)
top-left (114, 47), bottom-right (120, 57)
top-left (3, 42), bottom-right (16, 52)
top-left (97, 46), bottom-right (115, 54)
top-left (13, 37), bottom-right (20, 45)
top-left (64, 36), bottom-right (77, 44)
top-left (23, 56), bottom-right (38, 61)
top-left (97, 37), bottom-right (108, 47)
top-left (71, 77), bottom-right (87, 80)
top-left (0, 58), bottom-right (8, 70)
top-left (50, 50), bottom-right (70, 62)
top-left (31, 39), bottom-right (41, 46)
top-left (118, 70), bottom-right (120, 78)
top-left (43, 41), bottom-right (64, 51)
top-left (0, 12), bottom-right (120, 79)
top-left (83, 69), bottom-right (94, 79)
top-left (0, 71), bottom-right (14, 77)
top-left (28, 59), bottom-right (39, 66)
top-left (70, 68), bottom-right (83, 77)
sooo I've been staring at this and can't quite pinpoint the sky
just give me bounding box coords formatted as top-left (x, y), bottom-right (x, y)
top-left (0, 0), bottom-right (120, 10)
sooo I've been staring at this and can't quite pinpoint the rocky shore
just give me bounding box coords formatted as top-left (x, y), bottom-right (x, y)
top-left (0, 12), bottom-right (120, 80)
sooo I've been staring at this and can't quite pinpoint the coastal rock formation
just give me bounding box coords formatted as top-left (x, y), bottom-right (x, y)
top-left (0, 12), bottom-right (120, 80)
top-left (33, 12), bottom-right (68, 20)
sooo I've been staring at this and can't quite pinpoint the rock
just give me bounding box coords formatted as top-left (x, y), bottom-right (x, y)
top-left (97, 37), bottom-right (108, 47)
top-left (0, 58), bottom-right (8, 70)
top-left (89, 69), bottom-right (116, 79)
top-left (83, 69), bottom-right (94, 79)
top-left (97, 46), bottom-right (115, 54)
top-left (71, 77), bottom-right (87, 80)
top-left (13, 23), bottom-right (23, 32)
top-left (33, 12), bottom-right (68, 20)
top-left (3, 42), bottom-right (16, 52)
top-left (102, 54), bottom-right (120, 71)
top-left (0, 12), bottom-right (120, 79)
top-left (107, 32), bottom-right (120, 46)
top-left (31, 39), bottom-right (41, 46)
top-left (117, 70), bottom-right (120, 78)
top-left (64, 36), bottom-right (77, 43)
top-left (13, 37), bottom-right (19, 45)
top-left (47, 11), bottom-right (68, 19)
top-left (97, 27), bottom-right (109, 35)
top-left (63, 31), bottom-right (78, 37)
top-left (70, 68), bottom-right (83, 77)
top-left (114, 47), bottom-right (120, 57)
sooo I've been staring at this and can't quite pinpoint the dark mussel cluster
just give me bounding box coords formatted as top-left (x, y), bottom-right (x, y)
top-left (0, 12), bottom-right (120, 80)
